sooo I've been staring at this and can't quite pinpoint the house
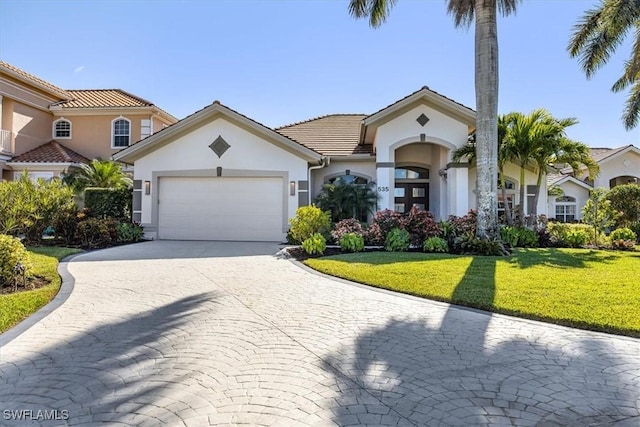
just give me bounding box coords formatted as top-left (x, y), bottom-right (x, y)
top-left (113, 87), bottom-right (544, 241)
top-left (0, 61), bottom-right (177, 181)
top-left (547, 145), bottom-right (640, 222)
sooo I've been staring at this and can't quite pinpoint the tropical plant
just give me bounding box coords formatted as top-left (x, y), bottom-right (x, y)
top-left (385, 228), bottom-right (410, 252)
top-left (499, 225), bottom-right (538, 248)
top-left (606, 184), bottom-right (640, 226)
top-left (423, 236), bottom-right (449, 253)
top-left (403, 207), bottom-right (442, 246)
top-left (339, 233), bottom-right (365, 252)
top-left (582, 188), bottom-right (620, 245)
top-left (302, 233), bottom-right (327, 255)
top-left (63, 160), bottom-right (132, 192)
top-left (569, 0), bottom-right (640, 129)
top-left (315, 178), bottom-right (378, 222)
top-left (331, 218), bottom-right (366, 244)
top-left (288, 205), bottom-right (331, 244)
top-left (348, 0), bottom-right (521, 240)
top-left (367, 209), bottom-right (405, 245)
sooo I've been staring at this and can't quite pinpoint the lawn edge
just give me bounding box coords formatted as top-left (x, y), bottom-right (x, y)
top-left (0, 253), bottom-right (82, 348)
top-left (289, 257), bottom-right (640, 342)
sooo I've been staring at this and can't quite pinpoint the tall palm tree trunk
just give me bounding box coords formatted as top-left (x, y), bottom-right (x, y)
top-left (474, 0), bottom-right (499, 239)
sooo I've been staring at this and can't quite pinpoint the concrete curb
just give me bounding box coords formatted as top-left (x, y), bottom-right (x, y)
top-left (0, 252), bottom-right (82, 348)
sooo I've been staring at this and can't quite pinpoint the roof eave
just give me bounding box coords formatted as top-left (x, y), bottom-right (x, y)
top-left (0, 66), bottom-right (70, 100)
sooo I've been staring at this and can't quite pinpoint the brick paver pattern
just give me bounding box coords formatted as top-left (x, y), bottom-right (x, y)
top-left (0, 241), bottom-right (638, 426)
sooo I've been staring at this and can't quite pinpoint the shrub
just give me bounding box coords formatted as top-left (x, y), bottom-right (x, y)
top-left (499, 226), bottom-right (539, 248)
top-left (453, 234), bottom-right (508, 256)
top-left (404, 207), bottom-right (441, 246)
top-left (0, 173), bottom-right (76, 244)
top-left (367, 210), bottom-right (404, 245)
top-left (548, 223), bottom-right (595, 247)
top-left (607, 184), bottom-right (640, 227)
top-left (84, 187), bottom-right (132, 221)
top-left (0, 234), bottom-right (33, 288)
top-left (117, 222), bottom-right (144, 243)
top-left (289, 205), bottom-right (331, 244)
top-left (77, 218), bottom-right (117, 248)
top-left (339, 233), bottom-right (365, 252)
top-left (582, 188), bottom-right (619, 246)
top-left (448, 210), bottom-right (477, 237)
top-left (423, 236), bottom-right (449, 253)
top-left (302, 233), bottom-right (326, 255)
top-left (610, 227), bottom-right (637, 242)
top-left (385, 228), bottom-right (410, 252)
top-left (332, 218), bottom-right (366, 244)
top-left (54, 206), bottom-right (81, 245)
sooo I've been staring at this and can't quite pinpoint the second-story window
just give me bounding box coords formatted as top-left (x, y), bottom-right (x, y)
top-left (112, 117), bottom-right (131, 148)
top-left (53, 118), bottom-right (72, 139)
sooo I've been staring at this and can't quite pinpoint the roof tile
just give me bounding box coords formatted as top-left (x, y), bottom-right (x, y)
top-left (11, 141), bottom-right (90, 164)
top-left (54, 89), bottom-right (154, 108)
top-left (0, 60), bottom-right (70, 99)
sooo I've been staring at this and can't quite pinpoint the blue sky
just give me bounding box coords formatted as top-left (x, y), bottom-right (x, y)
top-left (1, 0), bottom-right (638, 148)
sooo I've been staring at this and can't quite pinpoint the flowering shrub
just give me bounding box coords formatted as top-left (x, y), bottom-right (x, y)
top-left (331, 218), bottom-right (366, 244)
top-left (404, 207), bottom-right (441, 246)
top-left (366, 210), bottom-right (404, 245)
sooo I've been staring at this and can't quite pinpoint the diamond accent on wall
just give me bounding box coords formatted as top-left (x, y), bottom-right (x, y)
top-left (209, 135), bottom-right (230, 158)
top-left (623, 159), bottom-right (631, 168)
top-left (416, 113), bottom-right (430, 126)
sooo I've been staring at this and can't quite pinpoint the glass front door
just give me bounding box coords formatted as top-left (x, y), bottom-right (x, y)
top-left (394, 183), bottom-right (429, 213)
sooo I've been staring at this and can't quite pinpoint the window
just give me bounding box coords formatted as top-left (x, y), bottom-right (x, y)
top-left (555, 196), bottom-right (577, 222)
top-left (53, 118), bottom-right (71, 139)
top-left (327, 175), bottom-right (368, 185)
top-left (112, 118), bottom-right (131, 147)
top-left (395, 167), bottom-right (429, 180)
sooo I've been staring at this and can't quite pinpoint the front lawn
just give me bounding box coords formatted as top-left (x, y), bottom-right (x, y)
top-left (305, 248), bottom-right (640, 336)
top-left (0, 246), bottom-right (80, 333)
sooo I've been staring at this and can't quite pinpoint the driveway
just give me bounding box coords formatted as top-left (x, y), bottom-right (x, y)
top-left (0, 241), bottom-right (639, 426)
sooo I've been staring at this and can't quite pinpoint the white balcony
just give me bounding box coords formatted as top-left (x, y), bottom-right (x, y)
top-left (0, 129), bottom-right (11, 154)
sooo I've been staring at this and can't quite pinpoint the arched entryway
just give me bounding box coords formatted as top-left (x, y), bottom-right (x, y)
top-left (394, 166), bottom-right (429, 213)
top-left (609, 175), bottom-right (639, 188)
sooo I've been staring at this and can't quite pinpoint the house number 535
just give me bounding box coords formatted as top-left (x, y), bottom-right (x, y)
top-left (377, 186), bottom-right (389, 192)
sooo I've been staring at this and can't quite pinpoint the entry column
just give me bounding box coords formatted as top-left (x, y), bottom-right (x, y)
top-left (446, 162), bottom-right (469, 216)
top-left (376, 162), bottom-right (395, 211)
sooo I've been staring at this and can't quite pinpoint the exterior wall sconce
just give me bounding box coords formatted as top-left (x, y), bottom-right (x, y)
top-left (345, 169), bottom-right (351, 176)
top-left (289, 181), bottom-right (296, 196)
top-left (144, 181), bottom-right (151, 195)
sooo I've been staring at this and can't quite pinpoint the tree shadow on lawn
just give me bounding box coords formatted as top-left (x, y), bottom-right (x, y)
top-left (322, 257), bottom-right (640, 426)
top-left (509, 248), bottom-right (621, 270)
top-left (0, 292), bottom-right (220, 425)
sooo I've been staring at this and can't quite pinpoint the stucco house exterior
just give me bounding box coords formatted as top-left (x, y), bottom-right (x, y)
top-left (547, 145), bottom-right (640, 222)
top-left (114, 87), bottom-right (545, 241)
top-left (0, 61), bottom-right (176, 181)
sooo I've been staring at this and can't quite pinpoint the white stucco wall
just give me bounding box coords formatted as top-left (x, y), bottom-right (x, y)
top-left (548, 180), bottom-right (590, 221)
top-left (372, 104), bottom-right (469, 217)
top-left (593, 150), bottom-right (640, 189)
top-left (133, 117), bottom-right (309, 237)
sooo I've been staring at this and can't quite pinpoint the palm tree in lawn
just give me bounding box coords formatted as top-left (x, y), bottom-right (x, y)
top-left (529, 129), bottom-right (599, 225)
top-left (64, 159), bottom-right (132, 192)
top-left (349, 0), bottom-right (521, 239)
top-left (569, 0), bottom-right (640, 129)
top-left (452, 113), bottom-right (515, 225)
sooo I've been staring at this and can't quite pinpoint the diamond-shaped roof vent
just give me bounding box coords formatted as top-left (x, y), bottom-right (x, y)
top-left (209, 135), bottom-right (230, 158)
top-left (417, 113), bottom-right (430, 127)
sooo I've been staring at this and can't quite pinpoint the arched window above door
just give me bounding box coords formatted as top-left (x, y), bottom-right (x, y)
top-left (327, 175), bottom-right (368, 185)
top-left (395, 166), bottom-right (429, 180)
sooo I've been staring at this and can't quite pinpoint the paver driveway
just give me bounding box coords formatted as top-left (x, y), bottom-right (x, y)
top-left (1, 241), bottom-right (639, 427)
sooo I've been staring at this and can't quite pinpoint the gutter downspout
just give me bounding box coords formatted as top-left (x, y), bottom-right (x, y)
top-left (308, 157), bottom-right (330, 204)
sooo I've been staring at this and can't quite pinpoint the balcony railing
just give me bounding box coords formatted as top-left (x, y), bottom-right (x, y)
top-left (0, 129), bottom-right (11, 154)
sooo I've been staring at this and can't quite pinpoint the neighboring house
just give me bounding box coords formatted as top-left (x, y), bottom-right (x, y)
top-left (113, 87), bottom-right (544, 241)
top-left (0, 60), bottom-right (177, 181)
top-left (547, 145), bottom-right (640, 222)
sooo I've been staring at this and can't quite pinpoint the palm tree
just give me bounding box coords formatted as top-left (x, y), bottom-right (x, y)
top-left (315, 178), bottom-right (378, 222)
top-left (63, 159), bottom-right (132, 192)
top-left (568, 0), bottom-right (640, 129)
top-left (452, 114), bottom-right (515, 225)
top-left (349, 0), bottom-right (521, 239)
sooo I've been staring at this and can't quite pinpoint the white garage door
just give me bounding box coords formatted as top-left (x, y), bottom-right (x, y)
top-left (158, 177), bottom-right (284, 241)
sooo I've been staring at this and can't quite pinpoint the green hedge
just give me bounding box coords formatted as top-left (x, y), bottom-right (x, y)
top-left (84, 187), bottom-right (132, 221)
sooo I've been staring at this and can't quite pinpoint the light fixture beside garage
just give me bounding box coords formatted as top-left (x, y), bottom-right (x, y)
top-left (289, 181), bottom-right (296, 196)
top-left (144, 181), bottom-right (151, 195)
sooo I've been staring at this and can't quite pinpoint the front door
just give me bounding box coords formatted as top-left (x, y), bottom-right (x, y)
top-left (394, 183), bottom-right (429, 213)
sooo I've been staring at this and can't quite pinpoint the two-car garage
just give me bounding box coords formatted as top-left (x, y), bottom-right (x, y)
top-left (157, 176), bottom-right (285, 241)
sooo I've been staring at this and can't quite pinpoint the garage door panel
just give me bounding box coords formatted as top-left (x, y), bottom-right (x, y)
top-left (158, 177), bottom-right (284, 241)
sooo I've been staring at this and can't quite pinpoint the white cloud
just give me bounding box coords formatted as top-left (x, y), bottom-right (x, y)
top-left (73, 65), bottom-right (85, 74)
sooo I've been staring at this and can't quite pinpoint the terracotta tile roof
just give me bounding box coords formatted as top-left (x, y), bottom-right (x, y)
top-left (0, 60), bottom-right (70, 99)
top-left (276, 114), bottom-right (373, 156)
top-left (11, 141), bottom-right (90, 164)
top-left (53, 89), bottom-right (154, 108)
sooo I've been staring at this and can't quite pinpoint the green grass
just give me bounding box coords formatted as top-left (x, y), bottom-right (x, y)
top-left (305, 248), bottom-right (640, 336)
top-left (0, 247), bottom-right (81, 333)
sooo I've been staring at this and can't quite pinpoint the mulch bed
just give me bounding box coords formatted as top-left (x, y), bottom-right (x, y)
top-left (1, 276), bottom-right (50, 295)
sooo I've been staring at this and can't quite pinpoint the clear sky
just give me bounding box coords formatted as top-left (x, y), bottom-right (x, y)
top-left (1, 0), bottom-right (638, 149)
